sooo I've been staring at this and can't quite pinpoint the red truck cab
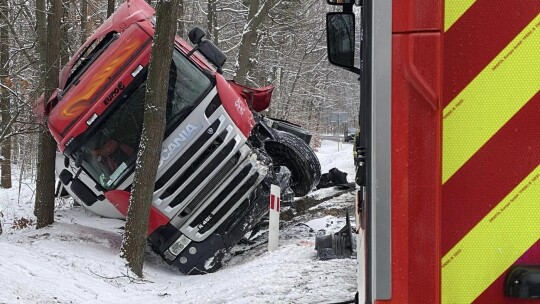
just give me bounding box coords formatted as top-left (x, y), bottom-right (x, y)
top-left (45, 0), bottom-right (320, 274)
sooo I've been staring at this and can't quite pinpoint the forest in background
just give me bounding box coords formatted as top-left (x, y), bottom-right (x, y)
top-left (0, 0), bottom-right (359, 189)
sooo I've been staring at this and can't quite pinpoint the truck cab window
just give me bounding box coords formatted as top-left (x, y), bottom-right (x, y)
top-left (165, 48), bottom-right (212, 133)
top-left (73, 48), bottom-right (212, 189)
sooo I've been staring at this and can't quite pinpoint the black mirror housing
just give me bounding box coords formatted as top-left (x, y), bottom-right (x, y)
top-left (326, 13), bottom-right (357, 71)
top-left (198, 40), bottom-right (227, 73)
top-left (188, 27), bottom-right (206, 45)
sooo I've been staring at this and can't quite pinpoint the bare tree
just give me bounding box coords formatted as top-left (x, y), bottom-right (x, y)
top-left (107, 0), bottom-right (115, 18)
top-left (177, 0), bottom-right (184, 37)
top-left (34, 0), bottom-right (61, 229)
top-left (234, 0), bottom-right (278, 85)
top-left (207, 0), bottom-right (218, 46)
top-left (121, 0), bottom-right (179, 277)
top-left (0, 0), bottom-right (12, 188)
top-left (80, 0), bottom-right (88, 44)
top-left (60, 0), bottom-right (70, 66)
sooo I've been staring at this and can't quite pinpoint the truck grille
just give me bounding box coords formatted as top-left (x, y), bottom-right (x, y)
top-left (178, 159), bottom-right (263, 241)
top-left (152, 107), bottom-right (267, 242)
top-left (196, 172), bottom-right (260, 234)
top-left (155, 119), bottom-right (221, 191)
top-left (189, 163), bottom-right (253, 228)
top-left (168, 137), bottom-right (236, 207)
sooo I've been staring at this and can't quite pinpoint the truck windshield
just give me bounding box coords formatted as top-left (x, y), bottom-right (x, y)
top-left (74, 48), bottom-right (212, 190)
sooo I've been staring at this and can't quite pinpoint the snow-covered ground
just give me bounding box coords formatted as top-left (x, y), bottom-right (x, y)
top-left (0, 140), bottom-right (358, 304)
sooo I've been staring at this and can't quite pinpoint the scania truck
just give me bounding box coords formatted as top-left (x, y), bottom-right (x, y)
top-left (41, 0), bottom-right (320, 274)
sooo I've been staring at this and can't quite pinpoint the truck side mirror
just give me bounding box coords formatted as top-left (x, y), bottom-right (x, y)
top-left (188, 27), bottom-right (206, 45)
top-left (198, 40), bottom-right (227, 73)
top-left (326, 13), bottom-right (360, 74)
top-left (187, 27), bottom-right (227, 74)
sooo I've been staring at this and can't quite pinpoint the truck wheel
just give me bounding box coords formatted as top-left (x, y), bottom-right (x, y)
top-left (264, 131), bottom-right (321, 196)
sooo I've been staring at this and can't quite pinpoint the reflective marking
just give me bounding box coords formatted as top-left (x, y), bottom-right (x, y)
top-left (441, 165), bottom-right (540, 303)
top-left (444, 0), bottom-right (478, 31)
top-left (442, 14), bottom-right (540, 183)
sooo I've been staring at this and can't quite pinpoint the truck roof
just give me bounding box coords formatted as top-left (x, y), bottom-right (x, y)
top-left (42, 0), bottom-right (216, 153)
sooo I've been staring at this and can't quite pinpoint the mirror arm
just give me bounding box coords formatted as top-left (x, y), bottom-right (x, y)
top-left (186, 45), bottom-right (199, 58)
top-left (346, 66), bottom-right (362, 75)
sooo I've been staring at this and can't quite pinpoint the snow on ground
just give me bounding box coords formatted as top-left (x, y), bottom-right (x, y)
top-left (0, 140), bottom-right (357, 304)
top-left (316, 140), bottom-right (355, 181)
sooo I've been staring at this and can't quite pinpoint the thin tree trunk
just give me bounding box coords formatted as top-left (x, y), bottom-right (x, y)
top-left (0, 0), bottom-right (12, 188)
top-left (177, 0), bottom-right (184, 37)
top-left (60, 0), bottom-right (70, 66)
top-left (34, 0), bottom-right (47, 208)
top-left (234, 0), bottom-right (277, 85)
top-left (207, 0), bottom-right (218, 47)
top-left (106, 0), bottom-right (114, 18)
top-left (121, 0), bottom-right (179, 277)
top-left (34, 0), bottom-right (61, 229)
top-left (80, 0), bottom-right (87, 45)
top-left (86, 0), bottom-right (97, 38)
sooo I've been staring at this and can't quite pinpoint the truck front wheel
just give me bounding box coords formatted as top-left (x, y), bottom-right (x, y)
top-left (264, 131), bottom-right (321, 197)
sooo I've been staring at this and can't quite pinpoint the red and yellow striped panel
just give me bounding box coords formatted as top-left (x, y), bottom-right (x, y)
top-left (442, 0), bottom-right (540, 303)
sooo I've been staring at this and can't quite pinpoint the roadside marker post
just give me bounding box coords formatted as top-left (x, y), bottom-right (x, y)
top-left (268, 184), bottom-right (281, 252)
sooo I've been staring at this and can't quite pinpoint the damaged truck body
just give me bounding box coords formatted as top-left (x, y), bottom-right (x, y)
top-left (41, 0), bottom-right (320, 274)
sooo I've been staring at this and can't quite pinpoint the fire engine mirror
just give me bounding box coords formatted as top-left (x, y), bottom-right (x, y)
top-left (188, 27), bottom-right (206, 45)
top-left (326, 13), bottom-right (356, 72)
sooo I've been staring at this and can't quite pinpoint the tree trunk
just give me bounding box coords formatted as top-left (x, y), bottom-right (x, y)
top-left (60, 0), bottom-right (70, 66)
top-left (86, 0), bottom-right (98, 38)
top-left (80, 0), bottom-right (87, 44)
top-left (177, 0), bottom-right (184, 37)
top-left (207, 0), bottom-right (218, 47)
top-left (106, 0), bottom-right (115, 18)
top-left (34, 0), bottom-right (61, 229)
top-left (234, 0), bottom-right (276, 86)
top-left (0, 0), bottom-right (12, 188)
top-left (120, 0), bottom-right (179, 277)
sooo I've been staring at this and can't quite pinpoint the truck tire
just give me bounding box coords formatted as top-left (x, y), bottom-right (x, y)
top-left (264, 131), bottom-right (321, 196)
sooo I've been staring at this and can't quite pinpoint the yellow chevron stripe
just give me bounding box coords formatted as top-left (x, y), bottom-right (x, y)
top-left (444, 0), bottom-right (477, 31)
top-left (441, 165), bottom-right (540, 303)
top-left (442, 14), bottom-right (540, 184)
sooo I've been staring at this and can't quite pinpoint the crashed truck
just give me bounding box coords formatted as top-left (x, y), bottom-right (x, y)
top-left (40, 0), bottom-right (320, 274)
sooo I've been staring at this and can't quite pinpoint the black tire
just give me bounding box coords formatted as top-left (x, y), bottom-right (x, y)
top-left (264, 131), bottom-right (321, 196)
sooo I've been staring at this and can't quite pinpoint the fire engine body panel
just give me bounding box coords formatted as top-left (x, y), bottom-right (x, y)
top-left (370, 0), bottom-right (540, 302)
top-left (327, 0), bottom-right (540, 302)
top-left (46, 0), bottom-right (321, 274)
top-left (440, 1), bottom-right (540, 303)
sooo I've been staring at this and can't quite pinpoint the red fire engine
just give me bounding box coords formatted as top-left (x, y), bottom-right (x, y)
top-left (326, 0), bottom-right (540, 303)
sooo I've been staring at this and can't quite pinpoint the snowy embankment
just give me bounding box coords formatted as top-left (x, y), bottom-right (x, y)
top-left (0, 140), bottom-right (357, 304)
